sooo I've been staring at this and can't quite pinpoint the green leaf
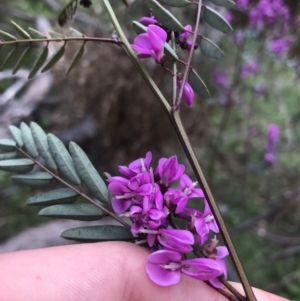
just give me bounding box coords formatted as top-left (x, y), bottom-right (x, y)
top-left (69, 27), bottom-right (84, 37)
top-left (0, 47), bottom-right (17, 71)
top-left (66, 45), bottom-right (84, 74)
top-left (158, 0), bottom-right (190, 7)
top-left (28, 46), bottom-right (49, 79)
top-left (12, 46), bottom-right (32, 75)
top-left (131, 21), bottom-right (178, 62)
top-left (0, 152), bottom-right (17, 160)
top-left (0, 138), bottom-right (16, 152)
top-left (49, 31), bottom-right (64, 39)
top-left (0, 158), bottom-right (34, 173)
top-left (26, 188), bottom-right (77, 206)
top-left (164, 43), bottom-right (178, 62)
top-left (61, 225), bottom-right (133, 242)
top-left (69, 142), bottom-right (109, 203)
top-left (20, 122), bottom-right (39, 158)
top-left (11, 21), bottom-right (31, 39)
top-left (9, 125), bottom-right (23, 147)
top-left (47, 134), bottom-right (81, 185)
top-left (203, 6), bottom-right (233, 34)
top-left (28, 27), bottom-right (46, 39)
top-left (30, 122), bottom-right (57, 171)
top-left (188, 69), bottom-right (210, 98)
top-left (41, 45), bottom-right (65, 73)
top-left (0, 30), bottom-right (17, 41)
top-left (39, 204), bottom-right (105, 221)
top-left (142, 0), bottom-right (184, 31)
top-left (11, 172), bottom-right (53, 187)
top-left (208, 0), bottom-right (235, 8)
top-left (199, 36), bottom-right (224, 59)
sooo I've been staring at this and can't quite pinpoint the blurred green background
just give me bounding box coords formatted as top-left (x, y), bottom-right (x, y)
top-left (0, 0), bottom-right (300, 299)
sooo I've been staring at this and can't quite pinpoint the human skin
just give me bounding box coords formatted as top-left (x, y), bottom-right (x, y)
top-left (0, 242), bottom-right (290, 301)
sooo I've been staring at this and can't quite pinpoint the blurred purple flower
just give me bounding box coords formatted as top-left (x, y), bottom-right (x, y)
top-left (177, 80), bottom-right (195, 107)
top-left (236, 0), bottom-right (248, 8)
top-left (270, 37), bottom-right (291, 54)
top-left (178, 25), bottom-right (198, 51)
top-left (131, 25), bottom-right (167, 63)
top-left (264, 123), bottom-right (280, 163)
top-left (241, 61), bottom-right (258, 78)
top-left (213, 71), bottom-right (229, 89)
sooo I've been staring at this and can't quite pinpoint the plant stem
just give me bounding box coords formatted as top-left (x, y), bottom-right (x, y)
top-left (0, 37), bottom-right (122, 46)
top-left (174, 0), bottom-right (202, 109)
top-left (16, 147), bottom-right (131, 229)
top-left (100, 0), bottom-right (257, 300)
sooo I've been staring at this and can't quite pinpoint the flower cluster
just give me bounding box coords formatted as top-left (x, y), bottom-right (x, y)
top-left (264, 123), bottom-right (280, 163)
top-left (108, 152), bottom-right (228, 287)
top-left (131, 19), bottom-right (196, 107)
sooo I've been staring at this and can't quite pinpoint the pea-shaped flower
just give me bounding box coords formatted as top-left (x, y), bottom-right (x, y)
top-left (131, 25), bottom-right (167, 63)
top-left (177, 80), bottom-right (195, 107)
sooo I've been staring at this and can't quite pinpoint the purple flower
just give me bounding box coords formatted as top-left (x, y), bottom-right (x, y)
top-left (270, 37), bottom-right (291, 54)
top-left (264, 123), bottom-right (280, 163)
top-left (139, 16), bottom-right (157, 26)
top-left (131, 25), bottom-right (167, 63)
top-left (157, 228), bottom-right (194, 253)
top-left (156, 155), bottom-right (185, 187)
top-left (213, 71), bottom-right (229, 89)
top-left (194, 200), bottom-right (219, 245)
top-left (241, 61), bottom-right (258, 78)
top-left (146, 250), bottom-right (224, 287)
top-left (177, 80), bottom-right (194, 107)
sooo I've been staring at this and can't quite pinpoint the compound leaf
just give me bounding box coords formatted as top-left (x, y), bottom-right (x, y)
top-left (0, 158), bottom-right (34, 173)
top-left (199, 36), bottom-right (224, 59)
top-left (66, 45), bottom-right (84, 74)
top-left (28, 46), bottom-right (48, 79)
top-left (26, 188), bottom-right (78, 206)
top-left (61, 225), bottom-right (133, 242)
top-left (9, 125), bottom-right (23, 147)
top-left (0, 138), bottom-right (16, 152)
top-left (11, 172), bottom-right (53, 187)
top-left (30, 122), bottom-right (57, 171)
top-left (142, 0), bottom-right (184, 31)
top-left (39, 203), bottom-right (105, 221)
top-left (20, 122), bottom-right (39, 158)
top-left (69, 142), bottom-right (109, 203)
top-left (0, 152), bottom-right (17, 160)
top-left (41, 45), bottom-right (65, 73)
top-left (208, 0), bottom-right (235, 8)
top-left (203, 6), bottom-right (233, 34)
top-left (11, 21), bottom-right (31, 39)
top-left (188, 69), bottom-right (210, 98)
top-left (48, 134), bottom-right (81, 185)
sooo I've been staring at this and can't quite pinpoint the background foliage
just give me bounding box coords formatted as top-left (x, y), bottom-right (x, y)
top-left (1, 0), bottom-right (300, 299)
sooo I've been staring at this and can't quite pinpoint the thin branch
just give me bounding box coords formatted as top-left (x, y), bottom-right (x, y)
top-left (16, 147), bottom-right (131, 229)
top-left (0, 36), bottom-right (122, 46)
top-left (174, 0), bottom-right (202, 109)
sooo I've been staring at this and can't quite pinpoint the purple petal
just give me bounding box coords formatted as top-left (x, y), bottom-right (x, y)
top-left (147, 233), bottom-right (156, 246)
top-left (189, 188), bottom-right (205, 198)
top-left (180, 174), bottom-right (193, 190)
top-left (131, 44), bottom-right (153, 58)
top-left (209, 277), bottom-right (224, 288)
top-left (146, 263), bottom-right (181, 286)
top-left (111, 198), bottom-right (131, 213)
top-left (216, 246), bottom-right (229, 259)
top-left (181, 258), bottom-right (222, 280)
top-left (108, 181), bottom-right (131, 195)
top-left (135, 183), bottom-right (152, 195)
top-left (148, 25), bottom-right (167, 43)
top-left (139, 16), bottom-right (157, 26)
top-left (147, 250), bottom-right (182, 264)
top-left (175, 196), bottom-right (188, 214)
top-left (145, 151), bottom-right (152, 169)
top-left (133, 33), bottom-right (152, 49)
top-left (118, 166), bottom-right (136, 178)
